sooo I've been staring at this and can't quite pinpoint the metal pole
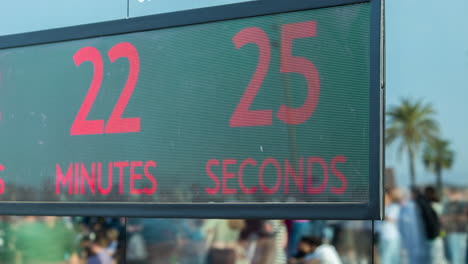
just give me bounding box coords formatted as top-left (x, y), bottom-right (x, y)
top-left (371, 220), bottom-right (375, 264)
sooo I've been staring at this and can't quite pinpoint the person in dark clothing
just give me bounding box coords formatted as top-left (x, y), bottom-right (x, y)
top-left (412, 187), bottom-right (441, 240)
top-left (288, 237), bottom-right (318, 264)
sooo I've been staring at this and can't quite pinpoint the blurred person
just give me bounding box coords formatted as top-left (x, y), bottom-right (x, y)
top-left (378, 187), bottom-right (402, 264)
top-left (334, 221), bottom-right (373, 264)
top-left (202, 219), bottom-right (245, 264)
top-left (288, 237), bottom-right (317, 264)
top-left (0, 216), bottom-right (16, 262)
top-left (14, 216), bottom-right (79, 264)
top-left (358, 221), bottom-right (373, 264)
top-left (303, 236), bottom-right (342, 264)
top-left (137, 218), bottom-right (181, 264)
top-left (398, 188), bottom-right (429, 264)
top-left (114, 218), bottom-right (126, 264)
top-left (288, 220), bottom-right (311, 257)
top-left (87, 233), bottom-right (112, 264)
top-left (80, 236), bottom-right (93, 262)
top-left (239, 220), bottom-right (264, 262)
top-left (424, 186), bottom-right (448, 264)
top-left (251, 220), bottom-right (277, 264)
top-left (410, 186), bottom-right (444, 264)
top-left (82, 217), bottom-right (106, 234)
top-left (333, 221), bottom-right (370, 264)
top-left (271, 220), bottom-right (288, 264)
top-left (178, 219), bottom-right (207, 264)
top-left (105, 229), bottom-right (119, 258)
top-left (79, 217), bottom-right (124, 264)
top-left (442, 188), bottom-right (467, 264)
top-left (125, 220), bottom-right (147, 264)
top-left (413, 186), bottom-right (441, 240)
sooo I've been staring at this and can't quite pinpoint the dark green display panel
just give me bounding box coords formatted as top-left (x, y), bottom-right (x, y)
top-left (0, 3), bottom-right (371, 205)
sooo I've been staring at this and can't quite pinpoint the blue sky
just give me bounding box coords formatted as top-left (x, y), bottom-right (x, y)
top-left (0, 0), bottom-right (251, 35)
top-left (386, 0), bottom-right (468, 187)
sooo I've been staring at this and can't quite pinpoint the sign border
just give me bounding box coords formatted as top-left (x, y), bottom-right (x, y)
top-left (0, 0), bottom-right (383, 219)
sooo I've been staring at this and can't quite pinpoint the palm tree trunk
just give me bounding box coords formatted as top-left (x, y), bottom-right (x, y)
top-left (408, 148), bottom-right (416, 186)
top-left (436, 166), bottom-right (443, 199)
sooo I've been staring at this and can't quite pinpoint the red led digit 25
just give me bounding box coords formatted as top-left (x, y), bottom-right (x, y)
top-left (230, 21), bottom-right (320, 127)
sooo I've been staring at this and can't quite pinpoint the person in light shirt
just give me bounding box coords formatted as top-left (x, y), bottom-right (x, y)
top-left (302, 236), bottom-right (342, 264)
top-left (379, 187), bottom-right (402, 264)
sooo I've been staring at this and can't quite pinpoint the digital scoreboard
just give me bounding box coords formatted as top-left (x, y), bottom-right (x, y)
top-left (0, 0), bottom-right (383, 219)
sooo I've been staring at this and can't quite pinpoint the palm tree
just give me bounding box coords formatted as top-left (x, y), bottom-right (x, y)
top-left (386, 98), bottom-right (439, 186)
top-left (423, 138), bottom-right (454, 196)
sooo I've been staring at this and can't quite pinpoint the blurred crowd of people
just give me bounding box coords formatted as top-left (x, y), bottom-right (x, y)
top-left (125, 218), bottom-right (374, 264)
top-left (378, 186), bottom-right (467, 264)
top-left (0, 186), bottom-right (464, 264)
top-left (0, 215), bottom-right (369, 264)
top-left (0, 216), bottom-right (125, 264)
